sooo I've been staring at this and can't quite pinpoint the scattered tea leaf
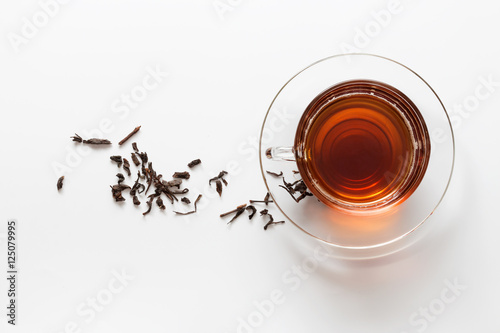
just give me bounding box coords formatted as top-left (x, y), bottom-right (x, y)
top-left (138, 152), bottom-right (148, 164)
top-left (110, 155), bottom-right (123, 167)
top-left (71, 133), bottom-right (111, 144)
top-left (250, 192), bottom-right (273, 205)
top-left (246, 205), bottom-right (256, 219)
top-left (220, 204), bottom-right (247, 218)
top-left (130, 172), bottom-right (144, 196)
top-left (70, 134), bottom-right (82, 143)
top-left (279, 178), bottom-right (313, 203)
top-left (209, 171), bottom-right (228, 185)
top-left (144, 162), bottom-right (156, 194)
top-left (173, 171), bottom-right (190, 179)
top-left (123, 158), bottom-right (131, 176)
top-left (262, 213), bottom-right (285, 230)
top-left (114, 192), bottom-right (126, 202)
top-left (67, 127), bottom-right (288, 226)
top-left (119, 125), bottom-right (141, 145)
top-left (294, 181), bottom-right (307, 193)
top-left (57, 176), bottom-right (64, 190)
top-left (264, 220), bottom-right (285, 230)
top-left (174, 194), bottom-right (202, 215)
top-left (296, 191), bottom-right (313, 202)
top-left (227, 205), bottom-right (247, 224)
top-left (116, 173), bottom-right (125, 184)
top-left (111, 184), bottom-right (131, 191)
top-left (216, 179), bottom-right (222, 197)
top-left (110, 183), bottom-right (130, 202)
top-left (209, 170), bottom-right (228, 196)
top-left (188, 159), bottom-right (201, 168)
top-left (131, 152), bottom-right (140, 166)
top-left (83, 138), bottom-right (111, 145)
top-left (279, 185), bottom-right (295, 200)
top-left (143, 196), bottom-right (154, 215)
top-left (266, 170), bottom-right (283, 177)
top-left (156, 196), bottom-right (166, 210)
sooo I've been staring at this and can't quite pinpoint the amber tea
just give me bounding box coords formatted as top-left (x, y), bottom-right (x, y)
top-left (295, 80), bottom-right (431, 211)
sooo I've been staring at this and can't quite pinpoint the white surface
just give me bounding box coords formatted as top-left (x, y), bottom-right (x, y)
top-left (0, 0), bottom-right (499, 332)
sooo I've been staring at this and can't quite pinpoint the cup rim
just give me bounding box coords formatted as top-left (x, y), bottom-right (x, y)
top-left (258, 53), bottom-right (456, 250)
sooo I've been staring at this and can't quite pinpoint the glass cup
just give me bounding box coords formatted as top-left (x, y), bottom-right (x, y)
top-left (259, 54), bottom-right (454, 259)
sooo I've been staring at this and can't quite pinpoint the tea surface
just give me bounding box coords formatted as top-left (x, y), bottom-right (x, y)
top-left (295, 80), bottom-right (430, 209)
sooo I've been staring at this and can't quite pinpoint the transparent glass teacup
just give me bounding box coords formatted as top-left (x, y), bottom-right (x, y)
top-left (259, 54), bottom-right (454, 259)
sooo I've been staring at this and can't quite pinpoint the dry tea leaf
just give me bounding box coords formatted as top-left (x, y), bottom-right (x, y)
top-left (250, 192), bottom-right (273, 205)
top-left (209, 170), bottom-right (228, 196)
top-left (131, 153), bottom-right (140, 166)
top-left (216, 179), bottom-right (222, 197)
top-left (143, 195), bottom-right (155, 215)
top-left (123, 158), bottom-right (131, 176)
top-left (188, 159), bottom-right (201, 168)
top-left (116, 173), bottom-right (125, 184)
top-left (266, 170), bottom-right (283, 177)
top-left (71, 133), bottom-right (111, 145)
top-left (246, 205), bottom-right (256, 219)
top-left (110, 155), bottom-right (123, 167)
top-left (174, 194), bottom-right (202, 215)
top-left (173, 171), bottom-right (190, 179)
top-left (156, 197), bottom-right (166, 210)
top-left (70, 134), bottom-right (82, 143)
top-left (119, 126), bottom-right (141, 145)
top-left (57, 176), bottom-right (64, 190)
top-left (220, 204), bottom-right (247, 224)
top-left (83, 138), bottom-right (111, 145)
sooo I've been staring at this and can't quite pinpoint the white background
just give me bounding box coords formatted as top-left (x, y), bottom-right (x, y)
top-left (0, 0), bottom-right (499, 332)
